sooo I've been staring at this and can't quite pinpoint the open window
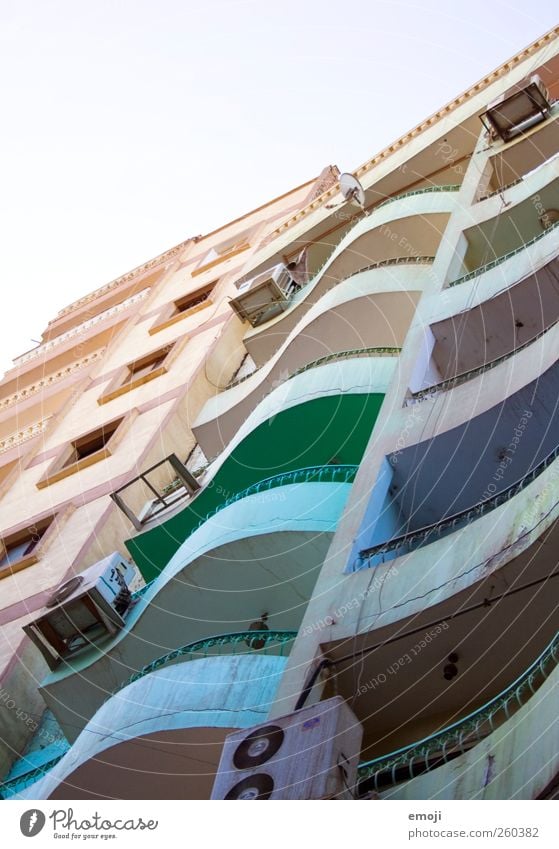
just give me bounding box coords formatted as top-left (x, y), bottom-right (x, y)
top-left (192, 231), bottom-right (252, 277)
top-left (149, 281), bottom-right (217, 335)
top-left (98, 343), bottom-right (178, 404)
top-left (36, 414), bottom-right (133, 489)
top-left (0, 512), bottom-right (66, 579)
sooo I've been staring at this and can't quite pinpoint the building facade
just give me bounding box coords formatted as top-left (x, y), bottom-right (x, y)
top-left (2, 25), bottom-right (559, 799)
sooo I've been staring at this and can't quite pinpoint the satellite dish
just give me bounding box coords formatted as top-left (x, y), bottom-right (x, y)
top-left (339, 173), bottom-right (366, 209)
top-left (326, 172), bottom-right (368, 215)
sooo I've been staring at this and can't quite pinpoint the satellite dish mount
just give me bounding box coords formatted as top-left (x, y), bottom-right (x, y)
top-left (326, 172), bottom-right (369, 216)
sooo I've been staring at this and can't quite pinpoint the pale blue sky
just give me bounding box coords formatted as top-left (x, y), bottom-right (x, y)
top-left (0, 1), bottom-right (557, 374)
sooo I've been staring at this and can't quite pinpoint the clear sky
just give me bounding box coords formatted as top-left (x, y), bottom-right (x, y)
top-left (0, 0), bottom-right (557, 375)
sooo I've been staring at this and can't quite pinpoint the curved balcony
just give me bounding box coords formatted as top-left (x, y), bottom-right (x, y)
top-left (243, 188), bottom-right (456, 365)
top-left (353, 341), bottom-right (559, 573)
top-left (450, 212), bottom-right (559, 288)
top-left (130, 355), bottom-right (394, 578)
top-left (194, 263), bottom-right (420, 458)
top-left (410, 254), bottom-right (559, 403)
top-left (360, 439), bottom-right (559, 566)
top-left (476, 113), bottom-right (559, 200)
top-left (39, 470), bottom-right (355, 740)
top-left (470, 147), bottom-right (559, 220)
top-left (17, 653), bottom-right (288, 800)
top-left (357, 628), bottom-right (559, 794)
top-left (317, 483), bottom-right (559, 779)
top-left (396, 324), bottom-right (559, 476)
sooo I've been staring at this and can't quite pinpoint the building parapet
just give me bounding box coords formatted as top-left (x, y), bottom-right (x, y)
top-left (13, 289), bottom-right (150, 366)
top-left (0, 350), bottom-right (105, 411)
top-left (0, 416), bottom-right (53, 454)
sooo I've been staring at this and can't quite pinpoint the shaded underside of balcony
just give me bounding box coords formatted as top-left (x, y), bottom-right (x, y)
top-left (381, 355), bottom-right (559, 541)
top-left (244, 209), bottom-right (450, 365)
top-left (428, 255), bottom-right (559, 386)
top-left (481, 112), bottom-right (559, 196)
top-left (323, 512), bottom-right (559, 772)
top-left (21, 654), bottom-right (287, 800)
top-left (377, 639), bottom-right (559, 800)
top-left (127, 391), bottom-right (384, 580)
top-left (459, 176), bottom-right (559, 275)
top-left (40, 477), bottom-right (352, 739)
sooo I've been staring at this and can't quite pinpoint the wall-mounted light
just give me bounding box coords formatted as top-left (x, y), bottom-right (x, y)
top-left (443, 652), bottom-right (459, 681)
top-left (246, 613), bottom-right (269, 650)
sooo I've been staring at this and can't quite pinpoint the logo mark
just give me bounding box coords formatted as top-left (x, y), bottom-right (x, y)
top-left (20, 810), bottom-right (46, 837)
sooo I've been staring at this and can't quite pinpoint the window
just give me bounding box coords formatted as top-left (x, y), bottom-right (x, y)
top-left (98, 344), bottom-right (176, 404)
top-left (36, 414), bottom-right (133, 489)
top-left (121, 351), bottom-right (167, 385)
top-left (192, 232), bottom-right (252, 277)
top-left (0, 516), bottom-right (54, 578)
top-left (174, 284), bottom-right (213, 315)
top-left (61, 420), bottom-right (122, 469)
top-left (149, 282), bottom-right (216, 335)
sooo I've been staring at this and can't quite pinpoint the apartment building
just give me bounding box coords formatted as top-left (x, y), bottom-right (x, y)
top-left (2, 25), bottom-right (559, 800)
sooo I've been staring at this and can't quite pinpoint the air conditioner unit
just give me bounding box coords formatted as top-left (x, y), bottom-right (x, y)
top-left (23, 553), bottom-right (136, 670)
top-left (230, 264), bottom-right (298, 327)
top-left (211, 695), bottom-right (363, 800)
top-left (481, 75), bottom-right (552, 142)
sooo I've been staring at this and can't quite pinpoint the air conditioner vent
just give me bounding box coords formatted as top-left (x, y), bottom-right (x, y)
top-left (233, 725), bottom-right (284, 769)
top-left (225, 773), bottom-right (274, 800)
top-left (46, 576), bottom-right (84, 608)
top-left (24, 553), bottom-right (136, 670)
top-left (212, 695), bottom-right (363, 800)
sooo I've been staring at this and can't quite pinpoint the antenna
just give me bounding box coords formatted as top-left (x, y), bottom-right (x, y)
top-left (326, 172), bottom-right (369, 215)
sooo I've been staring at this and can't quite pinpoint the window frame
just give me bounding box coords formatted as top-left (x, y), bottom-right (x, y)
top-left (97, 342), bottom-right (180, 405)
top-left (149, 281), bottom-right (217, 336)
top-left (36, 412), bottom-right (136, 489)
top-left (0, 507), bottom-right (73, 579)
top-left (191, 230), bottom-right (254, 277)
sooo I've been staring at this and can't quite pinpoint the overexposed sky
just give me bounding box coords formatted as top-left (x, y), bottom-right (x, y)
top-left (0, 0), bottom-right (557, 375)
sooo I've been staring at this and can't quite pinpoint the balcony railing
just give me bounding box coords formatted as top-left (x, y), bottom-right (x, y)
top-left (227, 345), bottom-right (401, 392)
top-left (245, 184), bottom-right (458, 335)
top-left (357, 627), bottom-right (559, 793)
top-left (132, 463), bottom-right (358, 600)
top-left (408, 318), bottom-right (559, 403)
top-left (290, 347), bottom-right (401, 380)
top-left (359, 441), bottom-right (559, 564)
top-left (449, 218), bottom-right (559, 288)
top-left (376, 183), bottom-right (461, 209)
top-left (191, 463), bottom-right (358, 536)
top-left (118, 629), bottom-right (298, 694)
top-left (0, 629), bottom-right (296, 797)
top-left (0, 741), bottom-right (70, 799)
